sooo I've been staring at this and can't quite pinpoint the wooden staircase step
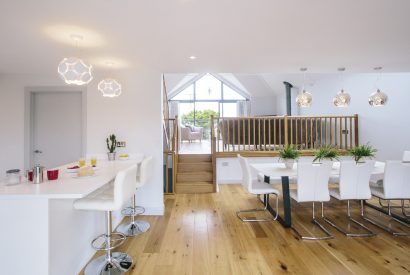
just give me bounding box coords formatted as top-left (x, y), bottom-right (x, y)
top-left (178, 154), bottom-right (212, 163)
top-left (178, 162), bottom-right (213, 173)
top-left (176, 172), bottom-right (213, 182)
top-left (175, 182), bottom-right (213, 193)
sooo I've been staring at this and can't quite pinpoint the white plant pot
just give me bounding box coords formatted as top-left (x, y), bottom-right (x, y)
top-left (283, 159), bottom-right (295, 169)
top-left (107, 152), bottom-right (116, 161)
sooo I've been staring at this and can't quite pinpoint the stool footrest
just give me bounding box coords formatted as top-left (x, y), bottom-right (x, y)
top-left (122, 206), bottom-right (145, 216)
top-left (91, 232), bottom-right (126, 251)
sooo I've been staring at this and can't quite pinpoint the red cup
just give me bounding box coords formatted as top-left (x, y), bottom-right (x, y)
top-left (27, 170), bottom-right (33, 181)
top-left (47, 169), bottom-right (59, 181)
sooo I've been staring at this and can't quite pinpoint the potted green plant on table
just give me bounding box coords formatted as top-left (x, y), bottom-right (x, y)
top-left (349, 143), bottom-right (377, 163)
top-left (106, 134), bottom-right (117, 161)
top-left (279, 145), bottom-right (301, 169)
top-left (313, 145), bottom-right (340, 163)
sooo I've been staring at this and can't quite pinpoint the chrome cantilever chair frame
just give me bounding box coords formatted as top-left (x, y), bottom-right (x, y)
top-left (363, 160), bottom-right (410, 236)
top-left (291, 202), bottom-right (333, 240)
top-left (323, 200), bottom-right (375, 237)
top-left (377, 198), bottom-right (410, 217)
top-left (236, 155), bottom-right (280, 222)
top-left (290, 161), bottom-right (334, 240)
top-left (322, 160), bottom-right (376, 237)
top-left (362, 198), bottom-right (410, 236)
top-left (402, 200), bottom-right (410, 217)
top-left (236, 193), bottom-right (279, 222)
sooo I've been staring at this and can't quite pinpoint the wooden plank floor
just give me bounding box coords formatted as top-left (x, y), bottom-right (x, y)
top-left (80, 184), bottom-right (410, 275)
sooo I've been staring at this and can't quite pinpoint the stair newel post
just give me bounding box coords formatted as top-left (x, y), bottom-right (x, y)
top-left (354, 114), bottom-right (359, 147)
top-left (284, 114), bottom-right (289, 146)
top-left (211, 115), bottom-right (215, 155)
top-left (175, 115), bottom-right (179, 154)
top-left (211, 115), bottom-right (217, 192)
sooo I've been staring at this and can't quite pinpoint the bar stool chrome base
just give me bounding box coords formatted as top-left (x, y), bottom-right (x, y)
top-left (84, 252), bottom-right (133, 275)
top-left (116, 220), bottom-right (150, 236)
top-left (117, 194), bottom-right (151, 236)
top-left (292, 202), bottom-right (334, 240)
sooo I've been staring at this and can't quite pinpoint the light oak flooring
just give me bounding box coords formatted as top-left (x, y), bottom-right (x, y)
top-left (81, 184), bottom-right (410, 275)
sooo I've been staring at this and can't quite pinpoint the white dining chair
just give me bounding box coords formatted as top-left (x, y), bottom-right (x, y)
top-left (237, 155), bottom-right (280, 222)
top-left (363, 160), bottom-right (410, 236)
top-left (403, 151), bottom-right (410, 162)
top-left (323, 160), bottom-right (376, 237)
top-left (290, 161), bottom-right (333, 240)
top-left (370, 150), bottom-right (410, 187)
top-left (371, 151), bottom-right (410, 216)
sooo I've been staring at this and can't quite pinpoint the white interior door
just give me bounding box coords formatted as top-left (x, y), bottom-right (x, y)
top-left (32, 92), bottom-right (83, 169)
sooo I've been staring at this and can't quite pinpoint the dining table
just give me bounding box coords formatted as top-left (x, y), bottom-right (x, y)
top-left (250, 161), bottom-right (386, 228)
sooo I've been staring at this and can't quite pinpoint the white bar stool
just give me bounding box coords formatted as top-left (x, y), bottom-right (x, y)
top-left (117, 156), bottom-right (153, 236)
top-left (73, 164), bottom-right (138, 275)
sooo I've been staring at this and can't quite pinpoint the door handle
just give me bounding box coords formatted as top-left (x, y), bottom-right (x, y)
top-left (34, 150), bottom-right (43, 154)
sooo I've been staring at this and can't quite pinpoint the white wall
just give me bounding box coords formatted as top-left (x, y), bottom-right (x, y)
top-left (250, 96), bottom-right (277, 116)
top-left (0, 71), bottom-right (164, 214)
top-left (300, 73), bottom-right (410, 161)
top-left (217, 157), bottom-right (279, 184)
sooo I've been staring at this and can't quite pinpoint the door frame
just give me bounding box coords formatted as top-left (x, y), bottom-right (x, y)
top-left (24, 86), bottom-right (87, 170)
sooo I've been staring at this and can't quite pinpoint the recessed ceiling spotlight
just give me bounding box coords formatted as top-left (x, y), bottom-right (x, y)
top-left (189, 55), bottom-right (197, 60)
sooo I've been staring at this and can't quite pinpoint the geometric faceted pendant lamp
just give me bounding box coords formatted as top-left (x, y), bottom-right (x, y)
top-left (98, 78), bottom-right (122, 97)
top-left (57, 34), bottom-right (93, 86)
top-left (58, 57), bottom-right (93, 85)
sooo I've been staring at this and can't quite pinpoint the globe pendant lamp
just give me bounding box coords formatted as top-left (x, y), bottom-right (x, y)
top-left (296, 68), bottom-right (313, 107)
top-left (368, 67), bottom-right (388, 107)
top-left (333, 89), bottom-right (351, 107)
top-left (98, 79), bottom-right (122, 97)
top-left (368, 89), bottom-right (388, 107)
top-left (57, 35), bottom-right (93, 86)
top-left (333, 68), bottom-right (351, 107)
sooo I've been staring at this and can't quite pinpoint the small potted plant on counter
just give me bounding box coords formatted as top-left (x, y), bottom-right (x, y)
top-left (279, 145), bottom-right (301, 169)
top-left (313, 145), bottom-right (340, 163)
top-left (349, 143), bottom-right (377, 163)
top-left (106, 134), bottom-right (117, 161)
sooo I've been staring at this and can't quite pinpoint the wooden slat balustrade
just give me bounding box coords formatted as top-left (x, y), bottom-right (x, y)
top-left (211, 115), bottom-right (358, 156)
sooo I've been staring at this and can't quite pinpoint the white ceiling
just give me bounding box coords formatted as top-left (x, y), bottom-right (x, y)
top-left (1, 0), bottom-right (410, 74)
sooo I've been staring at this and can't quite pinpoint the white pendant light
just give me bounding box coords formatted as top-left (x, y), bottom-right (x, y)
top-left (296, 68), bottom-right (313, 107)
top-left (98, 78), bottom-right (122, 97)
top-left (333, 68), bottom-right (351, 107)
top-left (368, 67), bottom-right (388, 107)
top-left (58, 57), bottom-right (93, 85)
top-left (57, 35), bottom-right (93, 86)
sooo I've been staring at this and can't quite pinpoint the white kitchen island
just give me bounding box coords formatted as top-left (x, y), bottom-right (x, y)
top-left (0, 158), bottom-right (142, 275)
